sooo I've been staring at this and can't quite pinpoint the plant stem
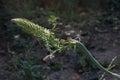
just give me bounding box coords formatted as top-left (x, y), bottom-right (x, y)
top-left (76, 42), bottom-right (120, 80)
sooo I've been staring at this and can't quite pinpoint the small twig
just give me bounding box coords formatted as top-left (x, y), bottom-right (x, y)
top-left (99, 56), bottom-right (117, 80)
top-left (51, 23), bottom-right (57, 31)
top-left (43, 50), bottom-right (58, 61)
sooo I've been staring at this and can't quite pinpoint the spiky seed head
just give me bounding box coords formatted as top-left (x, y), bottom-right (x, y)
top-left (11, 18), bottom-right (61, 51)
top-left (11, 18), bottom-right (52, 40)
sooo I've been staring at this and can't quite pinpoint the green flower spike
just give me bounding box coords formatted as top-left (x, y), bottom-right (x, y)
top-left (11, 18), bottom-right (62, 52)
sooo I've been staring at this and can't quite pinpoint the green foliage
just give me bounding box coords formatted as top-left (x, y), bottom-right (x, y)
top-left (48, 13), bottom-right (58, 23)
top-left (17, 60), bottom-right (50, 80)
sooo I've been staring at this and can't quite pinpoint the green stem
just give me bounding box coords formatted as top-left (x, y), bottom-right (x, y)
top-left (76, 42), bottom-right (120, 80)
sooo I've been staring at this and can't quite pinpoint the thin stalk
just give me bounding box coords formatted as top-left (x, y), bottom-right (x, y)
top-left (76, 42), bottom-right (120, 80)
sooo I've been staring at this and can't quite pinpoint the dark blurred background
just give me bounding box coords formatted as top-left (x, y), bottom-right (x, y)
top-left (0, 0), bottom-right (120, 80)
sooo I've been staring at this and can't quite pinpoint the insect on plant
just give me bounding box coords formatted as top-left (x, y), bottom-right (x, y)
top-left (11, 18), bottom-right (120, 80)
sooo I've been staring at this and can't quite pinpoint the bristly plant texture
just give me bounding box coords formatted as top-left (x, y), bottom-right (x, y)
top-left (12, 18), bottom-right (120, 80)
top-left (11, 18), bottom-right (60, 52)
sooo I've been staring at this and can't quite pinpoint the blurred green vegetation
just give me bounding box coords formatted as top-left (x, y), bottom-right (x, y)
top-left (1, 0), bottom-right (119, 27)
